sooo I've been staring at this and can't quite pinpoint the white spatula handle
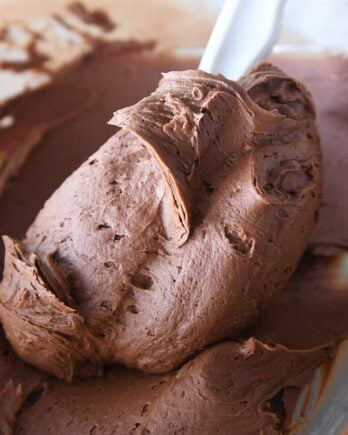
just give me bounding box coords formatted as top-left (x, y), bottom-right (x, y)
top-left (199, 0), bottom-right (286, 79)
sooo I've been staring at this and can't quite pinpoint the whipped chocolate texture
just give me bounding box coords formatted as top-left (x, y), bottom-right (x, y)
top-left (0, 63), bottom-right (321, 380)
top-left (0, 326), bottom-right (331, 435)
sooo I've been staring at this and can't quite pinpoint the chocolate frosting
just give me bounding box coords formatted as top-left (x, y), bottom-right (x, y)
top-left (0, 330), bottom-right (46, 434)
top-left (0, 326), bottom-right (331, 435)
top-left (0, 63), bottom-right (321, 380)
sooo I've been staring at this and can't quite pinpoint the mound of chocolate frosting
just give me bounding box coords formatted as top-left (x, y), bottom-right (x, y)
top-left (0, 63), bottom-right (321, 380)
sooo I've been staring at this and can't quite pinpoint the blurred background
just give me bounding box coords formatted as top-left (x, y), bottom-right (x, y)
top-left (0, 0), bottom-right (347, 53)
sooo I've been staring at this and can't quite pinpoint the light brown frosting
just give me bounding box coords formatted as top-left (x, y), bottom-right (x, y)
top-left (0, 63), bottom-right (321, 380)
top-left (0, 330), bottom-right (47, 434)
top-left (0, 326), bottom-right (331, 435)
